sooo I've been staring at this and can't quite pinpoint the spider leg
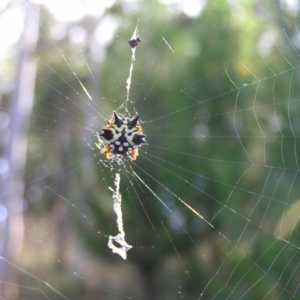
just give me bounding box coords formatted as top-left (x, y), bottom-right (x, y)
top-left (130, 149), bottom-right (138, 161)
top-left (100, 145), bottom-right (111, 159)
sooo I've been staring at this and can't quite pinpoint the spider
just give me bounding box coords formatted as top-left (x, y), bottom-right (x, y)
top-left (99, 112), bottom-right (146, 161)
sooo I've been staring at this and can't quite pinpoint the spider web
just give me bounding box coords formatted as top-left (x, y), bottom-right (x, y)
top-left (1, 0), bottom-right (300, 299)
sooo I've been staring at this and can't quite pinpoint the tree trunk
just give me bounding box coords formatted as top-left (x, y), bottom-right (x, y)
top-left (140, 266), bottom-right (157, 300)
top-left (0, 1), bottom-right (39, 298)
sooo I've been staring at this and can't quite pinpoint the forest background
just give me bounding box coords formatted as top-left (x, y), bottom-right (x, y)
top-left (1, 0), bottom-right (300, 299)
